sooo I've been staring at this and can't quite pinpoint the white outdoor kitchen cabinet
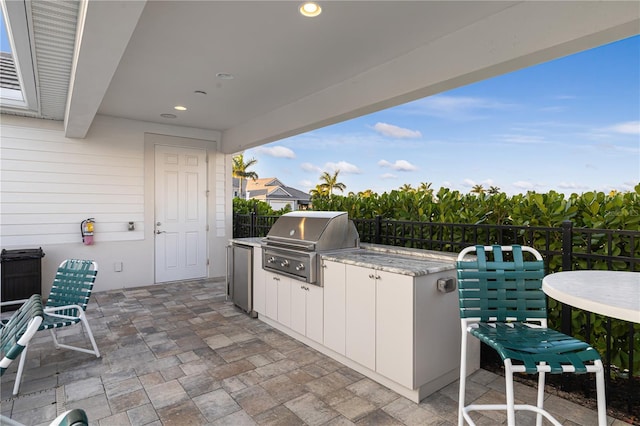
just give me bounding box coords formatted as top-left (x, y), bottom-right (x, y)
top-left (264, 271), bottom-right (280, 321)
top-left (320, 250), bottom-right (475, 403)
top-left (345, 263), bottom-right (378, 371)
top-left (322, 260), bottom-right (347, 355)
top-left (249, 243), bottom-right (479, 403)
top-left (291, 283), bottom-right (323, 344)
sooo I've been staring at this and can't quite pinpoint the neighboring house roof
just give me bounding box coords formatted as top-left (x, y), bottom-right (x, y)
top-left (244, 178), bottom-right (310, 203)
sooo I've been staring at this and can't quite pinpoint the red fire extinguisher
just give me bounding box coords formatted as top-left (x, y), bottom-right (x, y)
top-left (81, 218), bottom-right (95, 245)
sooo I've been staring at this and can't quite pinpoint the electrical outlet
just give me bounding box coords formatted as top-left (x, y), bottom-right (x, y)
top-left (114, 262), bottom-right (123, 272)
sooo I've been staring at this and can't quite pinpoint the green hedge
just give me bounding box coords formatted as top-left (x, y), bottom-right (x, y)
top-left (311, 185), bottom-right (640, 230)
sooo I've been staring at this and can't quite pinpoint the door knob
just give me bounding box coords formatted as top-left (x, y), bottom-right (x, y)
top-left (156, 230), bottom-right (165, 234)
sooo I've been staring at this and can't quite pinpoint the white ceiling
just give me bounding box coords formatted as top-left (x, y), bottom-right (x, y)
top-left (5, 1), bottom-right (640, 154)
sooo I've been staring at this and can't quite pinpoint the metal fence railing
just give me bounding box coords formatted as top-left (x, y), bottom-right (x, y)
top-left (233, 213), bottom-right (640, 416)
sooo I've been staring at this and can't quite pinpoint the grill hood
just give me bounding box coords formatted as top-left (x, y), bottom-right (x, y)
top-left (264, 211), bottom-right (359, 252)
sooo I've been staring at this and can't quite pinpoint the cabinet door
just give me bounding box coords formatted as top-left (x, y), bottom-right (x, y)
top-left (345, 265), bottom-right (376, 370)
top-left (323, 260), bottom-right (346, 355)
top-left (253, 248), bottom-right (266, 314)
top-left (306, 284), bottom-right (323, 344)
top-left (291, 283), bottom-right (307, 335)
top-left (265, 272), bottom-right (279, 320)
top-left (376, 270), bottom-right (414, 387)
top-left (277, 275), bottom-right (292, 327)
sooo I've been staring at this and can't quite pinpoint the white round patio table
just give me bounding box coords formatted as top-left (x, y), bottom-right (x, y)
top-left (542, 270), bottom-right (640, 323)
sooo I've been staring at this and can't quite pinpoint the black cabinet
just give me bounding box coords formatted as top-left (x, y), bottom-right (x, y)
top-left (1, 248), bottom-right (45, 311)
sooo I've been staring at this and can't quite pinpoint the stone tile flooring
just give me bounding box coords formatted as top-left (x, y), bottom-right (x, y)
top-left (0, 279), bottom-right (624, 425)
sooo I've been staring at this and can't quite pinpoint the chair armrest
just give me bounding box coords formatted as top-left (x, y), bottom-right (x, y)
top-left (44, 304), bottom-right (83, 312)
top-left (44, 304), bottom-right (84, 320)
top-left (0, 299), bottom-right (29, 308)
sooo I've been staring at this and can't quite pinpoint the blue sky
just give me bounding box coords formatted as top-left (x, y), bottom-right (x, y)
top-left (0, 9), bottom-right (9, 52)
top-left (245, 35), bottom-right (639, 196)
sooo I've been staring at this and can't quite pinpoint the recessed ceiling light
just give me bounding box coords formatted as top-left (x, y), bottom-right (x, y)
top-left (216, 73), bottom-right (234, 80)
top-left (174, 105), bottom-right (187, 111)
top-left (160, 113), bottom-right (177, 119)
top-left (300, 2), bottom-right (321, 17)
top-left (194, 90), bottom-right (207, 95)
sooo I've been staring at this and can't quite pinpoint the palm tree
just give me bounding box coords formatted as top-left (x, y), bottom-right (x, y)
top-left (418, 182), bottom-right (434, 196)
top-left (309, 184), bottom-right (329, 198)
top-left (232, 154), bottom-right (258, 198)
top-left (319, 170), bottom-right (346, 195)
top-left (471, 184), bottom-right (485, 195)
top-left (399, 184), bottom-right (414, 192)
top-left (488, 186), bottom-right (501, 195)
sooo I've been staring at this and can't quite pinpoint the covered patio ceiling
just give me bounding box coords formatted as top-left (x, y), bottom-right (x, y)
top-left (3, 1), bottom-right (639, 154)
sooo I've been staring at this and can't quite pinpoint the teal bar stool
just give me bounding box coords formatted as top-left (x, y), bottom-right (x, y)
top-left (456, 245), bottom-right (606, 426)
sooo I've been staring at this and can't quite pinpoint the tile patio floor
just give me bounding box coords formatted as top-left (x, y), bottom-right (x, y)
top-left (1, 279), bottom-right (624, 425)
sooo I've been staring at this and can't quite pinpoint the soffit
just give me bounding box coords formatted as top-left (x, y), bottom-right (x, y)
top-left (3, 1), bottom-right (638, 154)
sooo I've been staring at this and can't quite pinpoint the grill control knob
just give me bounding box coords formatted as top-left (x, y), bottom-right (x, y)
top-left (267, 256), bottom-right (276, 264)
top-left (295, 263), bottom-right (305, 271)
top-left (280, 259), bottom-right (290, 267)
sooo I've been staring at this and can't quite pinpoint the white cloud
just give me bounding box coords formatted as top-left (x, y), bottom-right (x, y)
top-left (299, 179), bottom-right (315, 190)
top-left (607, 121), bottom-right (640, 135)
top-left (554, 95), bottom-right (577, 100)
top-left (378, 159), bottom-right (418, 172)
top-left (255, 145), bottom-right (296, 158)
top-left (460, 178), bottom-right (494, 188)
top-left (380, 173), bottom-right (397, 179)
top-left (325, 161), bottom-right (361, 174)
top-left (373, 122), bottom-right (421, 139)
top-left (513, 181), bottom-right (536, 190)
top-left (301, 162), bottom-right (322, 173)
top-left (302, 161), bottom-right (361, 175)
top-left (496, 134), bottom-right (547, 144)
top-left (461, 179), bottom-right (476, 188)
top-left (558, 182), bottom-right (589, 190)
top-left (404, 95), bottom-right (516, 120)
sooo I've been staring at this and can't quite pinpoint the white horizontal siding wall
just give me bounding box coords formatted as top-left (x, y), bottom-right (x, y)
top-left (0, 115), bottom-right (225, 293)
top-left (1, 122), bottom-right (144, 246)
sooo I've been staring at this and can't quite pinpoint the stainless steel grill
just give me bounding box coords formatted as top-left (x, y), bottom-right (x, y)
top-left (262, 211), bottom-right (359, 285)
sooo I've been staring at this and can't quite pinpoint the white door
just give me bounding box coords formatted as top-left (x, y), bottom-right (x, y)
top-left (155, 145), bottom-right (207, 282)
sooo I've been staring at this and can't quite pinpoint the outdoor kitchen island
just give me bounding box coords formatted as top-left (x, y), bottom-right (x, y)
top-left (232, 238), bottom-right (480, 403)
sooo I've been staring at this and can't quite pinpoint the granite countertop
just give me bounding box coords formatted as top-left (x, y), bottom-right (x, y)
top-left (321, 244), bottom-right (456, 277)
top-left (229, 238), bottom-right (457, 276)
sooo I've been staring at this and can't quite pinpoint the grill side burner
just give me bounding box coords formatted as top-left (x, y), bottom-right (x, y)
top-left (262, 211), bottom-right (359, 285)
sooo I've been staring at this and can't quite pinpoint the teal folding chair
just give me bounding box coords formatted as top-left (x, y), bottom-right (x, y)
top-left (456, 245), bottom-right (606, 426)
top-left (1, 294), bottom-right (44, 395)
top-left (2, 259), bottom-right (100, 395)
top-left (1, 292), bottom-right (91, 425)
top-left (40, 259), bottom-right (100, 358)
